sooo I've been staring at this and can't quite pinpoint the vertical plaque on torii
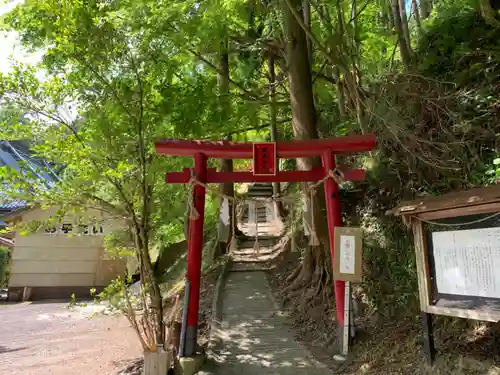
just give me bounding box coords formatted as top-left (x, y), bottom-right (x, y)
top-left (253, 142), bottom-right (277, 176)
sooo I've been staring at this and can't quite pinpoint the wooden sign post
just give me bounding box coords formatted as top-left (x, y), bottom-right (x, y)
top-left (333, 227), bottom-right (363, 359)
top-left (391, 185), bottom-right (500, 365)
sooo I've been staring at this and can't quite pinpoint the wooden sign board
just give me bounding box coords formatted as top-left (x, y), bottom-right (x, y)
top-left (391, 186), bottom-right (500, 365)
top-left (431, 227), bottom-right (500, 299)
top-left (333, 227), bottom-right (363, 283)
top-left (420, 212), bottom-right (500, 322)
top-left (253, 142), bottom-right (277, 176)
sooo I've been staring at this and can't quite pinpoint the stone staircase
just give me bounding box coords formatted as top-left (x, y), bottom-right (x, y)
top-left (232, 183), bottom-right (285, 272)
top-left (208, 182), bottom-right (328, 375)
top-left (239, 183), bottom-right (282, 237)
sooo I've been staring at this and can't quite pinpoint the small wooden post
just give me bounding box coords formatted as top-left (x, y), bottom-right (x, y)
top-left (144, 346), bottom-right (170, 375)
top-left (22, 287), bottom-right (32, 302)
top-left (172, 321), bottom-right (182, 356)
top-left (421, 312), bottom-right (436, 365)
top-left (342, 281), bottom-right (352, 355)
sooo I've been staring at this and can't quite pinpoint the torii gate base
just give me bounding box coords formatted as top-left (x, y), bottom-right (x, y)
top-left (156, 135), bottom-right (376, 357)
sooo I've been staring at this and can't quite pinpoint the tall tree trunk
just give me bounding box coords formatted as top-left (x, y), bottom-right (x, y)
top-left (399, 0), bottom-right (411, 54)
top-left (388, 3), bottom-right (395, 30)
top-left (135, 226), bottom-right (164, 346)
top-left (479, 0), bottom-right (500, 26)
top-left (379, 2), bottom-right (389, 28)
top-left (351, 0), bottom-right (359, 63)
top-left (392, 0), bottom-right (411, 68)
top-left (411, 0), bottom-right (423, 34)
top-left (333, 67), bottom-right (346, 119)
top-left (303, 0), bottom-right (313, 69)
top-left (268, 51), bottom-right (283, 218)
top-left (282, 0), bottom-right (330, 290)
top-left (282, 0), bottom-right (317, 150)
top-left (335, 0), bottom-right (348, 119)
top-left (350, 0), bottom-right (365, 133)
top-left (420, 0), bottom-right (431, 18)
top-left (217, 42), bottom-right (235, 257)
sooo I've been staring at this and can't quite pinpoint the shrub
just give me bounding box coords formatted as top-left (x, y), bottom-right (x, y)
top-left (0, 246), bottom-right (10, 287)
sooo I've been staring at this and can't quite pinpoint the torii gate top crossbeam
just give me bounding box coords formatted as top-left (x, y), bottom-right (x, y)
top-left (155, 134), bottom-right (376, 159)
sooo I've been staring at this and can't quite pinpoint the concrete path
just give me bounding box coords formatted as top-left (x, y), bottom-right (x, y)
top-left (210, 271), bottom-right (331, 375)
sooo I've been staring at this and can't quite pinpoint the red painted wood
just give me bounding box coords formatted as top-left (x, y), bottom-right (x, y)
top-left (165, 166), bottom-right (365, 184)
top-left (322, 151), bottom-right (345, 326)
top-left (253, 142), bottom-right (277, 175)
top-left (186, 153), bottom-right (207, 338)
top-left (155, 134), bottom-right (376, 159)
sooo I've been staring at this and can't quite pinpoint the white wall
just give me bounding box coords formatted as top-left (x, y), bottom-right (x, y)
top-left (9, 206), bottom-right (125, 288)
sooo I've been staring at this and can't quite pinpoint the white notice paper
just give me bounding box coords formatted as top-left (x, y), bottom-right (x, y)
top-left (340, 235), bottom-right (356, 274)
top-left (220, 197), bottom-right (230, 226)
top-left (432, 227), bottom-right (500, 298)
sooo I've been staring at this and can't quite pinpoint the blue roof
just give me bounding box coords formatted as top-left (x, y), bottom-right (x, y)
top-left (0, 198), bottom-right (25, 211)
top-left (0, 140), bottom-right (59, 212)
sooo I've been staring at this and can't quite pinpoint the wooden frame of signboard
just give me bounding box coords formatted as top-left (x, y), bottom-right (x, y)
top-left (390, 184), bottom-right (500, 365)
top-left (333, 227), bottom-right (363, 359)
top-left (333, 227), bottom-right (363, 283)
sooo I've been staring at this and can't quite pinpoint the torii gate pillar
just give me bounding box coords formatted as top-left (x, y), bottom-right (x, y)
top-left (322, 151), bottom-right (345, 325)
top-left (184, 152), bottom-right (207, 356)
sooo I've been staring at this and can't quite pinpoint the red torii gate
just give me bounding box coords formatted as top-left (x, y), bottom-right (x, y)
top-left (155, 134), bottom-right (376, 357)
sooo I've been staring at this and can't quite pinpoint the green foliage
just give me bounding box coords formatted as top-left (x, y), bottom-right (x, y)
top-left (0, 0), bottom-right (221, 249)
top-left (0, 246), bottom-right (9, 287)
top-left (361, 218), bottom-right (419, 316)
top-left (417, 11), bottom-right (500, 83)
top-left (485, 156), bottom-right (500, 183)
top-left (97, 276), bottom-right (143, 314)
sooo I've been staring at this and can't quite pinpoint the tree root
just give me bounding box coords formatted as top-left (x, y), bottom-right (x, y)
top-left (284, 263), bottom-right (313, 292)
top-left (286, 264), bottom-right (302, 284)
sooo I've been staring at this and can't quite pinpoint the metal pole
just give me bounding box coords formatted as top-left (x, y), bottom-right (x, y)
top-left (178, 280), bottom-right (190, 358)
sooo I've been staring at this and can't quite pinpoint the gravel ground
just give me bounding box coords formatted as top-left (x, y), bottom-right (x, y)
top-left (0, 301), bottom-right (142, 375)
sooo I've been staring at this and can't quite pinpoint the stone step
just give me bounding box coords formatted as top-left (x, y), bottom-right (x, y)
top-left (241, 217), bottom-right (269, 224)
top-left (229, 263), bottom-right (274, 272)
top-left (239, 224), bottom-right (283, 237)
top-left (238, 237), bottom-right (280, 248)
top-left (248, 184), bottom-right (273, 195)
top-left (248, 186), bottom-right (273, 192)
top-left (247, 193), bottom-right (273, 199)
top-left (242, 214), bottom-right (268, 220)
top-left (240, 206), bottom-right (268, 214)
top-left (249, 182), bottom-right (273, 189)
top-left (232, 247), bottom-right (276, 256)
top-left (241, 214), bottom-right (268, 220)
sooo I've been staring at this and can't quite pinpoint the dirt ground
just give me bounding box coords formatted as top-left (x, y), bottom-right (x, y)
top-left (0, 301), bottom-right (142, 375)
top-left (267, 250), bottom-right (500, 375)
top-left (197, 268), bottom-right (218, 347)
top-left (0, 269), bottom-right (218, 375)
